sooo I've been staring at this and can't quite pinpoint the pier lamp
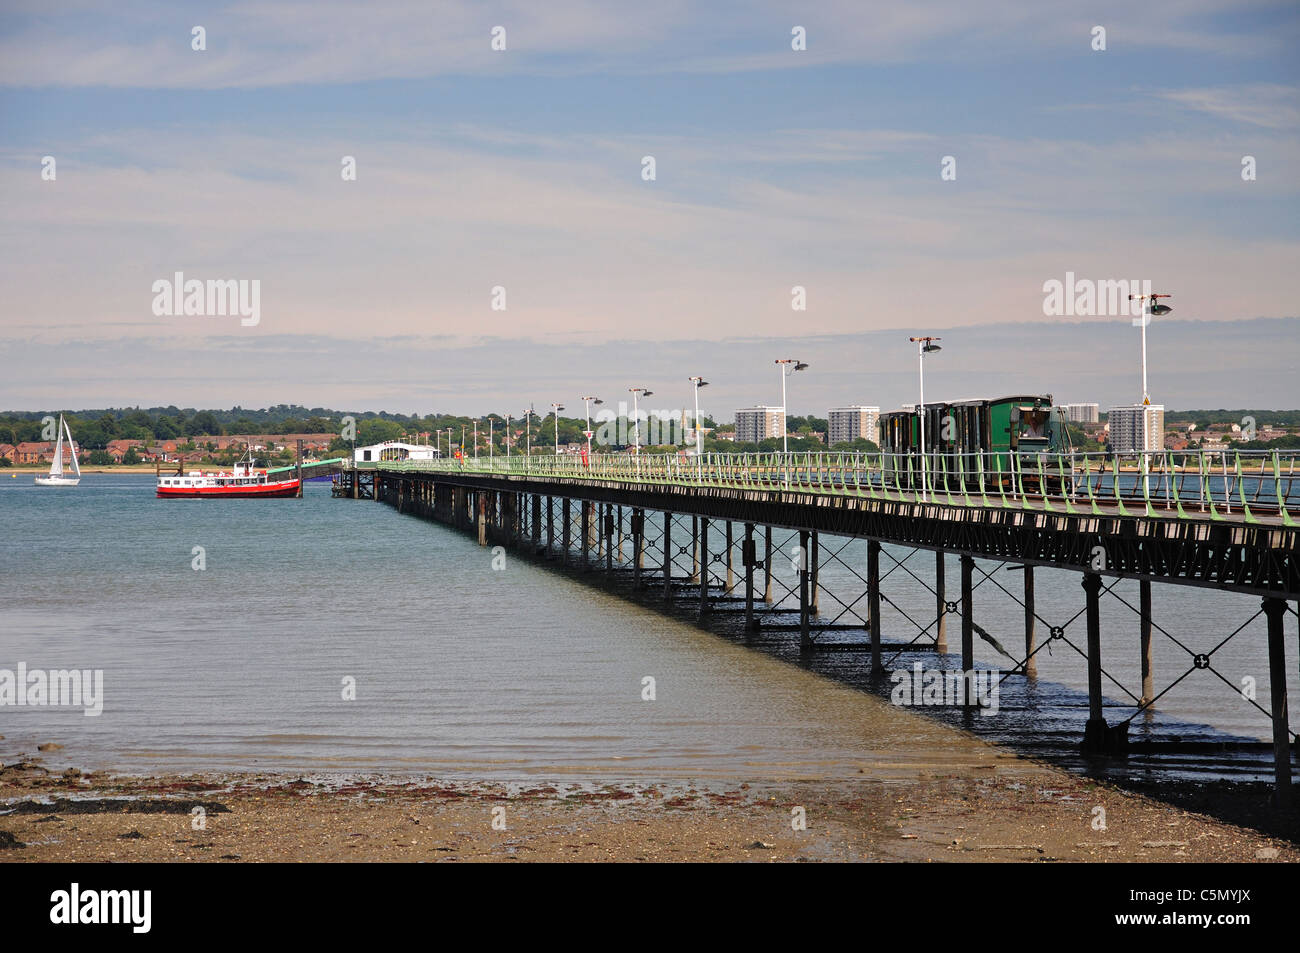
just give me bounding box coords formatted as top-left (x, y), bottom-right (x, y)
top-left (580, 396), bottom-right (603, 460)
top-left (550, 403), bottom-right (565, 456)
top-left (688, 377), bottom-right (709, 459)
top-left (909, 336), bottom-right (942, 502)
top-left (522, 409), bottom-right (534, 458)
top-left (774, 359), bottom-right (808, 454)
top-left (1127, 293), bottom-right (1172, 406)
top-left (629, 388), bottom-right (654, 455)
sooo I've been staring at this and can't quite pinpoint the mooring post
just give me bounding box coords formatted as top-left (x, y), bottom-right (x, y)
top-left (1024, 564), bottom-right (1037, 677)
top-left (561, 498), bottom-right (571, 565)
top-left (1264, 597), bottom-right (1293, 807)
top-left (798, 529), bottom-right (811, 649)
top-left (1082, 572), bottom-right (1108, 751)
top-left (868, 539), bottom-right (882, 673)
top-left (663, 512), bottom-right (673, 600)
top-left (743, 522), bottom-right (757, 632)
top-left (810, 531), bottom-right (820, 617)
top-left (763, 525), bottom-right (773, 604)
top-left (296, 439), bottom-right (303, 498)
top-left (699, 517), bottom-right (711, 619)
top-left (724, 521), bottom-right (734, 594)
top-left (960, 554), bottom-right (975, 675)
top-left (1139, 579), bottom-right (1154, 706)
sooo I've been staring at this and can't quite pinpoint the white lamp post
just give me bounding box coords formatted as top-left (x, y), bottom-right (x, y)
top-left (628, 387), bottom-right (653, 454)
top-left (774, 359), bottom-right (807, 454)
top-left (580, 395), bottom-right (603, 461)
top-left (550, 402), bottom-right (565, 456)
top-left (908, 336), bottom-right (942, 502)
top-left (1127, 293), bottom-right (1172, 407)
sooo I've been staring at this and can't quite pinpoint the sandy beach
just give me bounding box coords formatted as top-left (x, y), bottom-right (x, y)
top-left (2, 752), bottom-right (1295, 863)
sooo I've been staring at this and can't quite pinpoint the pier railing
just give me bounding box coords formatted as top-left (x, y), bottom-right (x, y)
top-left (377, 449), bottom-right (1299, 525)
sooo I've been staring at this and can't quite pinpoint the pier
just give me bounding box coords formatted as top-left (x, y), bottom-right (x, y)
top-left (334, 449), bottom-right (1300, 803)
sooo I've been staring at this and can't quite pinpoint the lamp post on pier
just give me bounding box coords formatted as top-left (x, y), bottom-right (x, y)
top-left (909, 336), bottom-right (942, 502)
top-left (774, 359), bottom-right (807, 454)
top-left (580, 395), bottom-right (603, 463)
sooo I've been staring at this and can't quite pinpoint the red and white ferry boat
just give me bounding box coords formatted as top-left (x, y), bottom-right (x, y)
top-left (156, 450), bottom-right (300, 499)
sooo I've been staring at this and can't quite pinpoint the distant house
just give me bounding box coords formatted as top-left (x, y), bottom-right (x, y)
top-left (0, 443), bottom-right (15, 463)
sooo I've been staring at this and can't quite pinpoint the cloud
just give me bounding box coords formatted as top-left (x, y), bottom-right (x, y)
top-left (1, 0), bottom-right (1289, 88)
top-left (1156, 85), bottom-right (1300, 130)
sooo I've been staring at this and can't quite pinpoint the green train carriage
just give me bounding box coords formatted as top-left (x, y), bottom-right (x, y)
top-left (880, 395), bottom-right (1072, 488)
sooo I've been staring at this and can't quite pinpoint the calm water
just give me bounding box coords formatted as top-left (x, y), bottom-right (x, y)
top-left (0, 473), bottom-right (1294, 783)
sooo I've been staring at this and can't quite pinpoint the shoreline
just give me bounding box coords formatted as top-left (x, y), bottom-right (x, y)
top-left (3, 755), bottom-right (1295, 863)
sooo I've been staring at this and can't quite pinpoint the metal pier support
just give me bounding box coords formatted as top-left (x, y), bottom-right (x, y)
top-left (960, 554), bottom-right (974, 674)
top-left (1139, 579), bottom-right (1153, 705)
top-left (631, 509), bottom-right (644, 588)
top-left (763, 526), bottom-right (773, 604)
top-left (1081, 572), bottom-right (1115, 753)
top-left (561, 498), bottom-right (571, 565)
top-left (810, 531), bottom-right (820, 616)
top-left (699, 517), bottom-right (711, 619)
top-left (743, 522), bottom-right (757, 632)
top-left (1024, 564), bottom-right (1037, 677)
top-left (935, 551), bottom-right (948, 654)
top-left (868, 539), bottom-right (882, 674)
top-left (798, 529), bottom-right (811, 649)
top-left (1264, 597), bottom-right (1293, 807)
top-left (663, 512), bottom-right (673, 600)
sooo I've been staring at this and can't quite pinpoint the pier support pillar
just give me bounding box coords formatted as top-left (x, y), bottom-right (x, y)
top-left (604, 506), bottom-right (614, 578)
top-left (1264, 597), bottom-right (1293, 807)
top-left (763, 525), bottom-right (773, 604)
top-left (868, 540), bottom-right (882, 674)
top-left (631, 509), bottom-right (644, 589)
top-left (725, 521), bottom-right (734, 594)
top-left (663, 512), bottom-right (673, 601)
top-left (561, 498), bottom-right (571, 565)
top-left (798, 529), bottom-right (811, 649)
top-left (532, 494), bottom-right (542, 552)
top-left (691, 517), bottom-right (700, 583)
top-left (935, 551), bottom-right (948, 654)
top-left (1139, 579), bottom-right (1153, 705)
top-left (743, 523), bottom-right (757, 632)
top-left (1081, 572), bottom-right (1112, 753)
top-left (477, 492), bottom-right (487, 546)
top-left (580, 501), bottom-right (591, 570)
top-left (961, 554), bottom-right (975, 675)
top-left (546, 496), bottom-right (554, 556)
top-left (810, 531), bottom-right (820, 617)
top-left (1024, 564), bottom-right (1038, 678)
top-left (699, 518), bottom-right (711, 619)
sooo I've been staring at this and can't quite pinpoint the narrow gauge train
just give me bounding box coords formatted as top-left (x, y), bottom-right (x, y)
top-left (879, 395), bottom-right (1073, 489)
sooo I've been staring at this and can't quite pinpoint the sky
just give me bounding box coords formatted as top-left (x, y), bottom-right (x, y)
top-left (1, 0), bottom-right (1297, 418)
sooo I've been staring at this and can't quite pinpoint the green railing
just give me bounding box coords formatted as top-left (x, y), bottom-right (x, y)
top-left (375, 450), bottom-right (1299, 526)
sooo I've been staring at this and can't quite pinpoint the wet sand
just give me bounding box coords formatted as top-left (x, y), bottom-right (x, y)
top-left (2, 756), bottom-right (1295, 863)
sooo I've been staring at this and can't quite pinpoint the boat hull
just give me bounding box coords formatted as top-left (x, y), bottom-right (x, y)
top-left (35, 476), bottom-right (81, 486)
top-left (156, 480), bottom-right (300, 498)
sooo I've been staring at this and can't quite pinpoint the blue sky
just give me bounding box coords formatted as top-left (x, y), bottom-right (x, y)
top-left (1, 1), bottom-right (1297, 414)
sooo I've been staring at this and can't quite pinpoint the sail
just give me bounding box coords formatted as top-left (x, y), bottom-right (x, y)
top-left (65, 417), bottom-right (81, 476)
top-left (49, 415), bottom-right (64, 477)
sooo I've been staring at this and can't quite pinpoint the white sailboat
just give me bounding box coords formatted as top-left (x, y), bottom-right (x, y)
top-left (34, 415), bottom-right (81, 486)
